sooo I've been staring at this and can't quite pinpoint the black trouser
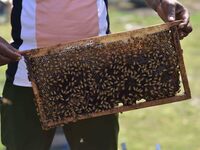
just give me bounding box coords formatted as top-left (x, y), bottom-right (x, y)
top-left (1, 81), bottom-right (119, 150)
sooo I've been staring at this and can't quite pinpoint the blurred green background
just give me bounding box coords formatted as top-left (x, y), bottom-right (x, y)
top-left (0, 0), bottom-right (200, 150)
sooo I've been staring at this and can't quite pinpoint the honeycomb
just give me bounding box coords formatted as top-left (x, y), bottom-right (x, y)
top-left (23, 22), bottom-right (190, 130)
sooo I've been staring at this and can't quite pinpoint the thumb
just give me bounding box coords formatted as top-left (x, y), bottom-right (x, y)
top-left (167, 3), bottom-right (176, 21)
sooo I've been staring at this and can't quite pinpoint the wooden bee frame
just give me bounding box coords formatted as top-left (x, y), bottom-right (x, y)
top-left (22, 21), bottom-right (191, 130)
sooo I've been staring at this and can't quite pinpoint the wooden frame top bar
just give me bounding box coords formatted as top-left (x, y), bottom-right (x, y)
top-left (20, 21), bottom-right (182, 57)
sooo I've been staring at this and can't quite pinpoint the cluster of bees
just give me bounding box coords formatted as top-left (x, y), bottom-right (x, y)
top-left (25, 29), bottom-right (181, 122)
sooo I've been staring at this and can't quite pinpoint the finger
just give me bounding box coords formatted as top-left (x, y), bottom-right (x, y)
top-left (166, 2), bottom-right (176, 21)
top-left (176, 2), bottom-right (190, 28)
top-left (179, 17), bottom-right (189, 28)
top-left (178, 21), bottom-right (192, 38)
top-left (179, 30), bottom-right (189, 40)
top-left (176, 11), bottom-right (192, 36)
top-left (0, 55), bottom-right (13, 66)
top-left (157, 1), bottom-right (176, 22)
top-left (0, 44), bottom-right (21, 60)
top-left (181, 23), bottom-right (193, 34)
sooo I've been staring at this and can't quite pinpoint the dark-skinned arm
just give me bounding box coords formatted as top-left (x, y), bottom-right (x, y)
top-left (145, 0), bottom-right (192, 39)
top-left (0, 37), bottom-right (21, 66)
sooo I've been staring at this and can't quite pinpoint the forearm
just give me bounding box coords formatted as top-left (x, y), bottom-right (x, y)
top-left (145, 0), bottom-right (179, 10)
top-left (145, 0), bottom-right (161, 10)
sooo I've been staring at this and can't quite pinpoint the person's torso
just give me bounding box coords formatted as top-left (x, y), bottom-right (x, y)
top-left (7, 0), bottom-right (110, 86)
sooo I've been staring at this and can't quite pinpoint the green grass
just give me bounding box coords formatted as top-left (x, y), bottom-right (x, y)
top-left (0, 23), bottom-right (10, 94)
top-left (0, 23), bottom-right (11, 41)
top-left (0, 66), bottom-right (5, 94)
top-left (0, 6), bottom-right (200, 150)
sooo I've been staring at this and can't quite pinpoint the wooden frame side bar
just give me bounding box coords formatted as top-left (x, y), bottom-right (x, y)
top-left (171, 26), bottom-right (191, 99)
